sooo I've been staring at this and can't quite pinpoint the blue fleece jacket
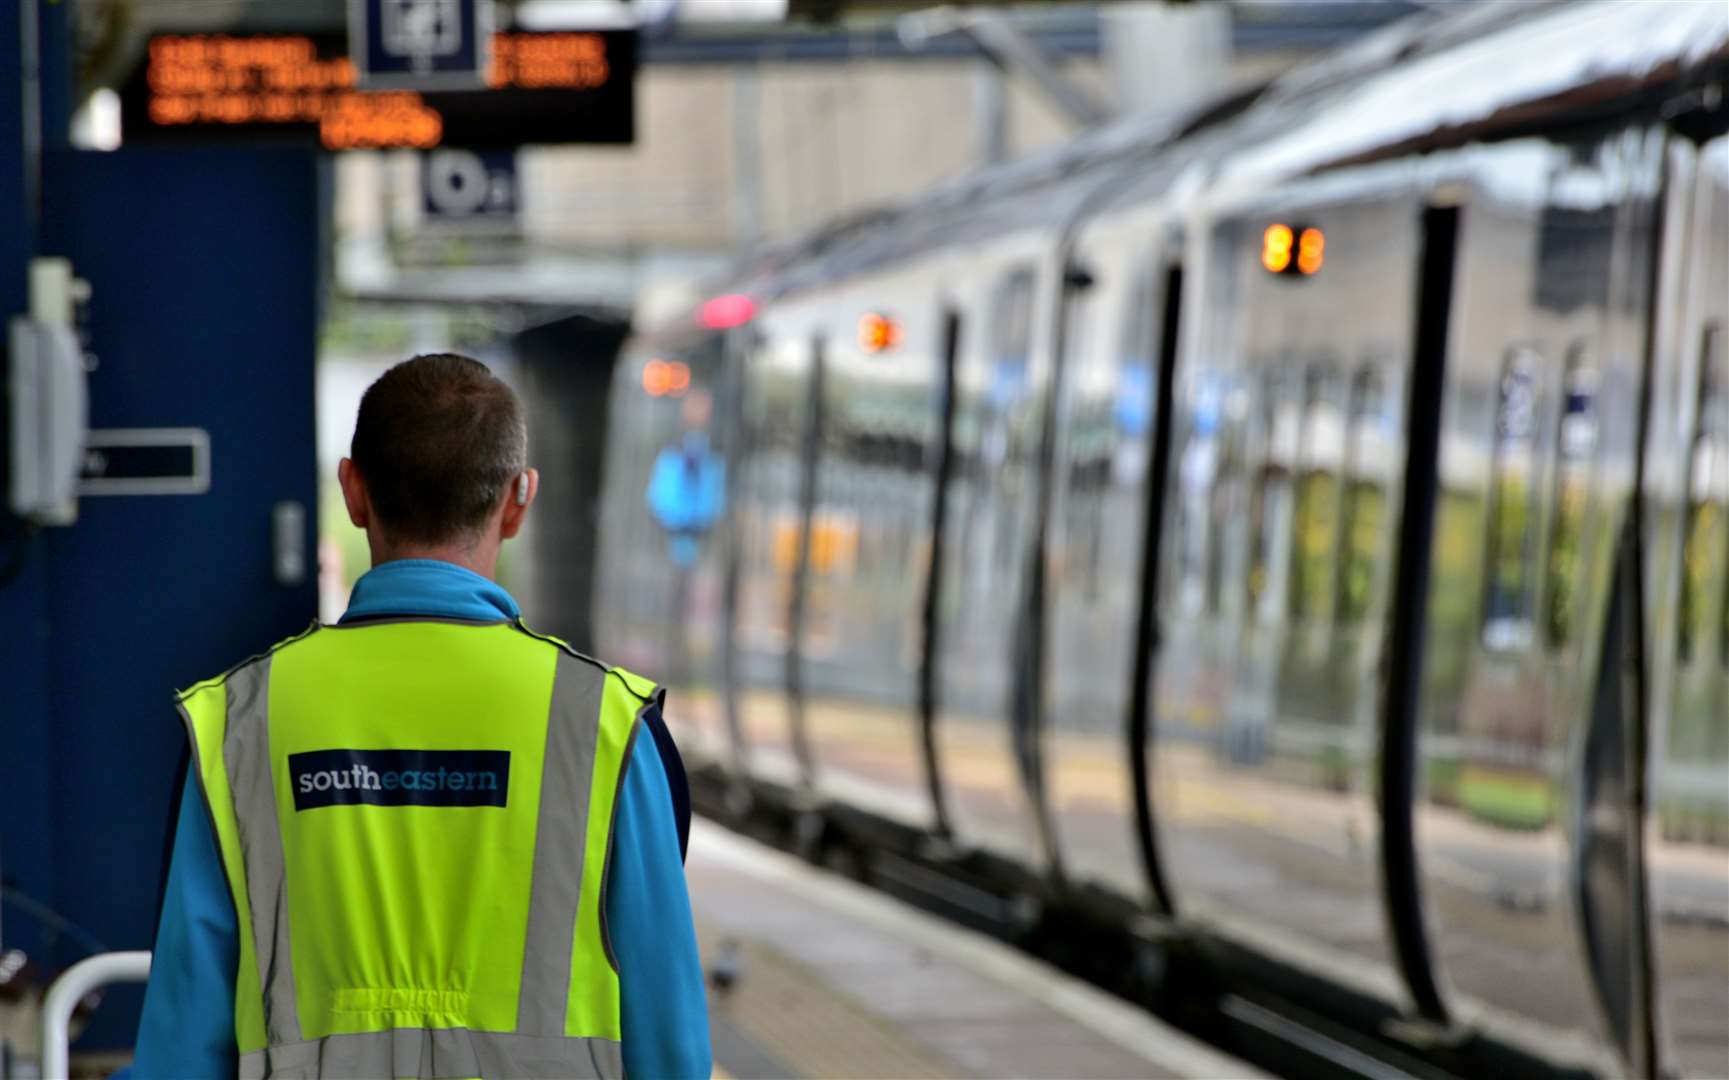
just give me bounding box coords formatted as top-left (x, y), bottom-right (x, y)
top-left (131, 559), bottom-right (710, 1079)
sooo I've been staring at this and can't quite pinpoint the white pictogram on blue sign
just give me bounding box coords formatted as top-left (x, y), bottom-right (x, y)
top-left (383, 0), bottom-right (463, 67)
top-left (352, 0), bottom-right (490, 90)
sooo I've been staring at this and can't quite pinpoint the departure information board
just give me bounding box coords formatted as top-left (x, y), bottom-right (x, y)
top-left (119, 30), bottom-right (635, 149)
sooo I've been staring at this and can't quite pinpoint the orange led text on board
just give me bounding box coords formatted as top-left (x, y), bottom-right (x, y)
top-left (143, 33), bottom-right (612, 150)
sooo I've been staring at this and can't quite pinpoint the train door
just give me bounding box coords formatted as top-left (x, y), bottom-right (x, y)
top-left (930, 249), bottom-right (1058, 870)
top-left (1645, 129), bottom-right (1729, 1080)
top-left (1151, 232), bottom-right (1243, 835)
top-left (794, 270), bottom-right (946, 834)
top-left (592, 330), bottom-right (734, 765)
top-left (729, 316), bottom-right (823, 793)
top-left (1410, 130), bottom-right (1665, 1075)
top-left (1151, 188), bottom-right (1421, 1003)
top-left (1042, 221), bottom-right (1169, 906)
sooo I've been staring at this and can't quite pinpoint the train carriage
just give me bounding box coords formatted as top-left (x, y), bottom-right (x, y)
top-left (591, 3), bottom-right (1729, 1076)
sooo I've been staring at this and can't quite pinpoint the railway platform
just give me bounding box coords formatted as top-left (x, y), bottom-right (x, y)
top-left (687, 819), bottom-right (1264, 1080)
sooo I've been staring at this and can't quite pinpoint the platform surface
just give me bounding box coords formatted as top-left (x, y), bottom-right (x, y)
top-left (687, 819), bottom-right (1269, 1079)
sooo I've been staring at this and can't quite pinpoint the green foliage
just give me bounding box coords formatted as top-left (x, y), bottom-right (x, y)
top-left (1484, 472), bottom-right (1534, 628)
top-left (1337, 479), bottom-right (1384, 624)
top-left (1657, 798), bottom-right (1729, 847)
top-left (1678, 498), bottom-right (1724, 663)
top-left (1544, 478), bottom-right (1587, 648)
top-left (1289, 469), bottom-right (1339, 620)
top-left (1421, 488), bottom-right (1485, 726)
top-left (320, 301), bottom-right (412, 355)
top-left (1425, 757), bottom-right (1462, 807)
top-left (1457, 766), bottom-right (1554, 831)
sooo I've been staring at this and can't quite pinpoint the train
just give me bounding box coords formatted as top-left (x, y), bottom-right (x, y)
top-left (585, 3), bottom-right (1729, 1077)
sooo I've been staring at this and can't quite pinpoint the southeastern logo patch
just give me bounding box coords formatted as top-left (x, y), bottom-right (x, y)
top-left (288, 749), bottom-right (510, 810)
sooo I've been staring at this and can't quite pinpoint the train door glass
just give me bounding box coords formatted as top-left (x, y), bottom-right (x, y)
top-left (1647, 127), bottom-right (1729, 1078)
top-left (1279, 360), bottom-right (1350, 754)
top-left (1337, 364), bottom-right (1393, 627)
top-left (799, 286), bottom-right (945, 832)
top-left (1289, 364), bottom-right (1345, 626)
top-left (1330, 357), bottom-right (1399, 763)
top-left (731, 329), bottom-right (819, 784)
top-left (1153, 251), bottom-right (1250, 856)
top-left (1206, 378), bottom-right (1248, 616)
top-left (1677, 325), bottom-right (1726, 664)
top-left (1245, 366), bottom-right (1294, 624)
top-left (594, 344), bottom-right (683, 667)
top-left (1543, 345), bottom-right (1597, 652)
top-left (933, 261), bottom-right (1050, 862)
top-left (1149, 196), bottom-right (1418, 995)
top-left (592, 336), bottom-right (735, 762)
top-left (1481, 345), bottom-right (1544, 653)
top-left (1045, 245), bottom-right (1153, 899)
top-left (1173, 364), bottom-right (1245, 620)
top-left (1414, 130), bottom-right (1664, 1076)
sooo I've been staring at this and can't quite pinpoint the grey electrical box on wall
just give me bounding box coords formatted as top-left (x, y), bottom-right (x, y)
top-left (8, 257), bottom-right (90, 525)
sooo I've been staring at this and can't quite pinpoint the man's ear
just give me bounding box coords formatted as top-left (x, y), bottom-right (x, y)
top-left (338, 458), bottom-right (371, 530)
top-left (500, 468), bottom-right (538, 540)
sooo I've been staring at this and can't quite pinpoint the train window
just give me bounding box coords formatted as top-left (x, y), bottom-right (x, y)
top-left (1680, 322), bottom-right (1725, 664)
top-left (981, 266), bottom-right (1037, 577)
top-left (1175, 377), bottom-right (1221, 615)
top-left (990, 267), bottom-right (1037, 373)
top-left (1120, 267), bottom-right (1157, 373)
top-left (1544, 344), bottom-right (1597, 651)
top-left (1336, 365), bottom-right (1389, 625)
top-left (1113, 265), bottom-right (1158, 480)
top-left (1062, 284), bottom-right (1108, 598)
top-left (1289, 364), bottom-right (1344, 621)
top-left (1482, 346), bottom-right (1542, 652)
top-left (1247, 366), bottom-right (1294, 622)
top-left (1207, 382), bottom-right (1247, 614)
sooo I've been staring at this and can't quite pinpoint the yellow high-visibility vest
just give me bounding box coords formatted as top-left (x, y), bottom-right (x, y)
top-left (176, 617), bottom-right (656, 1080)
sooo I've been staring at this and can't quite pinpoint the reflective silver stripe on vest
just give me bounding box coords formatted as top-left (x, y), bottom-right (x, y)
top-left (238, 1029), bottom-right (624, 1080)
top-left (515, 652), bottom-right (608, 1034)
top-left (224, 656), bottom-right (303, 1045)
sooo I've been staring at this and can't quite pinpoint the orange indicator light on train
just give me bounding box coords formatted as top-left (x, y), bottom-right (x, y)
top-left (1263, 223), bottom-right (1323, 277)
top-left (642, 359), bottom-right (691, 397)
top-left (1262, 223), bottom-right (1294, 273)
top-left (1297, 227), bottom-right (1325, 275)
top-left (858, 311), bottom-right (902, 353)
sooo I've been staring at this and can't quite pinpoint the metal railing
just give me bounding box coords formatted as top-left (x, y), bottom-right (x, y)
top-left (38, 950), bottom-right (151, 1080)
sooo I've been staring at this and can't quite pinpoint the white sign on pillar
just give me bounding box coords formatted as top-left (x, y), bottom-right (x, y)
top-left (422, 149), bottom-right (518, 221)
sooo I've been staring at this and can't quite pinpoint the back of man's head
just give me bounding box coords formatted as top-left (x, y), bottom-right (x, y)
top-left (350, 353), bottom-right (527, 545)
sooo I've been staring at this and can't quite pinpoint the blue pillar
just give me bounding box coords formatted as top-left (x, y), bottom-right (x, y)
top-left (1, 0), bottom-right (34, 299)
top-left (0, 0), bottom-right (58, 962)
top-left (39, 0), bottom-right (72, 151)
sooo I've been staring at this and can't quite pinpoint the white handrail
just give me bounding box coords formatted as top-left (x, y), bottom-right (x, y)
top-left (39, 950), bottom-right (151, 1080)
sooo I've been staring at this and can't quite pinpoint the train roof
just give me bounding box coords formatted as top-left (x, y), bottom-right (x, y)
top-left (669, 0), bottom-right (1729, 325)
top-left (1223, 0), bottom-right (1729, 183)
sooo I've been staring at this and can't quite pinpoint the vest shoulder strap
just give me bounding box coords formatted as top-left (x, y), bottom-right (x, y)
top-left (509, 619), bottom-right (657, 704)
top-left (175, 620), bottom-right (323, 704)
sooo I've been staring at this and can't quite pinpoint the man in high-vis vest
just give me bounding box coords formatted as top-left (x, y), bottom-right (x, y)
top-left (132, 354), bottom-right (711, 1079)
